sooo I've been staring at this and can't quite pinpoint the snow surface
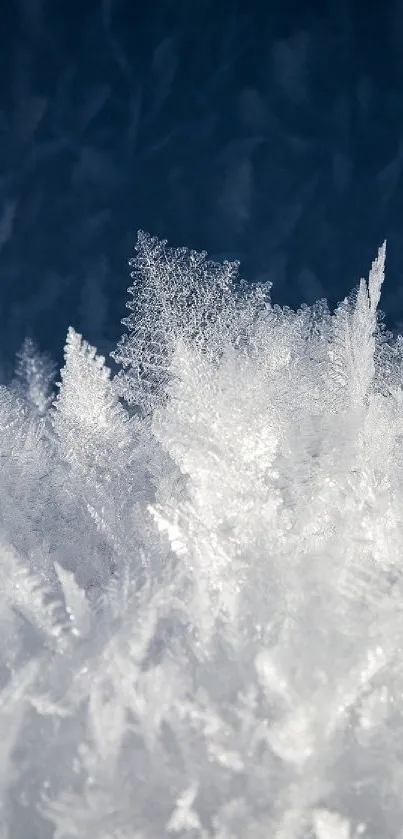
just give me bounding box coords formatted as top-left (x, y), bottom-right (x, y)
top-left (0, 233), bottom-right (402, 837)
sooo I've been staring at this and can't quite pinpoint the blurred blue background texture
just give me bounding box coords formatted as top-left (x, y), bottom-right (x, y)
top-left (0, 0), bottom-right (402, 368)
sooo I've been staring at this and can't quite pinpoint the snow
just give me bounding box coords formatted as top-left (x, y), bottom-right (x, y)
top-left (0, 233), bottom-right (401, 837)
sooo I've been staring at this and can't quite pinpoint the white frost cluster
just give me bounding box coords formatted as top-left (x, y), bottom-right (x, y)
top-left (0, 233), bottom-right (402, 838)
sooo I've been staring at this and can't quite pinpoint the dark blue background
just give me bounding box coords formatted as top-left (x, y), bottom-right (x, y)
top-left (1, 0), bottom-right (402, 370)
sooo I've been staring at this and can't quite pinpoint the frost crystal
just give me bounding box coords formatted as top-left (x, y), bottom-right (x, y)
top-left (0, 234), bottom-right (402, 837)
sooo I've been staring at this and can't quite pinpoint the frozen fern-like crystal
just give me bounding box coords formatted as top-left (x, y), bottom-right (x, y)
top-left (53, 326), bottom-right (132, 481)
top-left (328, 242), bottom-right (386, 408)
top-left (111, 230), bottom-right (240, 414)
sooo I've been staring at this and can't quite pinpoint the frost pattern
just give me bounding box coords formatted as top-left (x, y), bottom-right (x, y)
top-left (0, 234), bottom-right (402, 837)
top-left (111, 230), bottom-right (243, 415)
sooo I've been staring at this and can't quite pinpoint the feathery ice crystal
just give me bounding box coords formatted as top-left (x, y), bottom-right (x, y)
top-left (0, 233), bottom-right (402, 838)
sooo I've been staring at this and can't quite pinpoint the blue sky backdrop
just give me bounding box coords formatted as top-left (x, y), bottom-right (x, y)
top-left (0, 0), bottom-right (402, 369)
